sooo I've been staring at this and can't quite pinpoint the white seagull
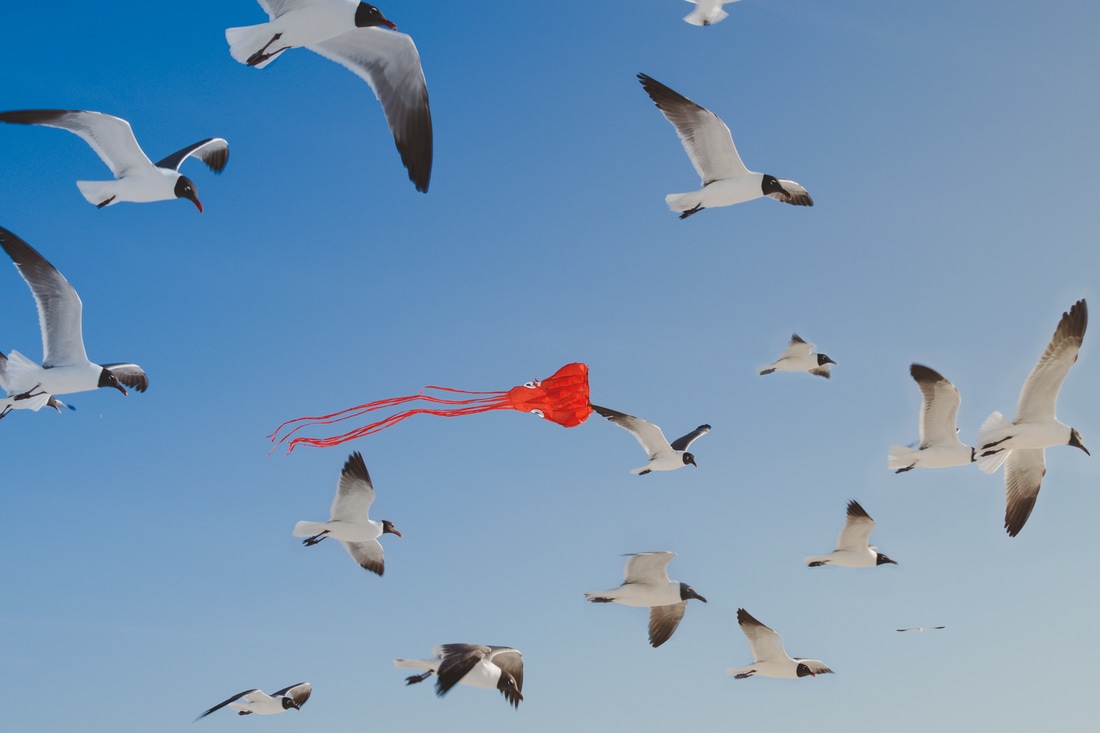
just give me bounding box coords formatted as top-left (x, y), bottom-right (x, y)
top-left (293, 451), bottom-right (401, 575)
top-left (0, 109), bottom-right (227, 211)
top-left (637, 73), bottom-right (812, 218)
top-left (584, 551), bottom-right (707, 647)
top-left (682, 0), bottom-right (740, 26)
top-left (897, 626), bottom-right (945, 633)
top-left (196, 682), bottom-right (312, 719)
top-left (804, 500), bottom-right (898, 568)
top-left (758, 334), bottom-right (835, 378)
top-left (976, 299), bottom-right (1089, 537)
top-left (0, 227), bottom-right (147, 414)
top-left (226, 0), bottom-right (432, 192)
top-left (395, 644), bottom-right (524, 708)
top-left (591, 404), bottom-right (710, 475)
top-left (727, 608), bottom-right (833, 679)
top-left (888, 364), bottom-right (975, 473)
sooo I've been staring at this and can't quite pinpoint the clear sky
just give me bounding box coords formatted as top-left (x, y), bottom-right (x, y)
top-left (2, 1), bottom-right (1099, 731)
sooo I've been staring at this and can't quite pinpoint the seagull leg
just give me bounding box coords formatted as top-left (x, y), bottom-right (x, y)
top-left (405, 672), bottom-right (433, 685)
top-left (246, 33), bottom-right (291, 66)
top-left (0, 405), bottom-right (10, 419)
top-left (733, 671), bottom-right (754, 679)
top-left (13, 384), bottom-right (45, 401)
top-left (894, 464), bottom-right (916, 474)
top-left (95, 195), bottom-right (116, 209)
top-left (981, 435), bottom-right (1012, 450)
top-left (678, 204), bottom-right (704, 220)
top-left (302, 530), bottom-right (330, 546)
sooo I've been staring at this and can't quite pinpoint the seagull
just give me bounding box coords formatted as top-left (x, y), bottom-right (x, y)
top-left (0, 109), bottom-right (227, 211)
top-left (292, 451), bottom-right (401, 575)
top-left (590, 404), bottom-right (710, 475)
top-left (727, 608), bottom-right (833, 679)
top-left (682, 0), bottom-right (740, 26)
top-left (0, 355), bottom-right (70, 419)
top-left (636, 73), bottom-right (811, 218)
top-left (897, 626), bottom-right (945, 632)
top-left (226, 1), bottom-right (432, 192)
top-left (758, 334), bottom-right (835, 378)
top-left (804, 500), bottom-right (898, 568)
top-left (195, 682), bottom-right (312, 719)
top-left (888, 364), bottom-right (975, 473)
top-left (976, 299), bottom-right (1089, 537)
top-left (0, 227), bottom-right (147, 411)
top-left (584, 551), bottom-right (707, 647)
top-left (395, 644), bottom-right (524, 708)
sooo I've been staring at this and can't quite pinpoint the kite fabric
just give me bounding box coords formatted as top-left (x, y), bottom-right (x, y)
top-left (269, 362), bottom-right (592, 452)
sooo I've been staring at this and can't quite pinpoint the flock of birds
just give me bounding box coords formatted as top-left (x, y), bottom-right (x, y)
top-left (0, 0), bottom-right (1091, 721)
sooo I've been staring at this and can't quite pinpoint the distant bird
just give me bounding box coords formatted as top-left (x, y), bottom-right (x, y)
top-left (226, 0), bottom-right (432, 192)
top-left (727, 608), bottom-right (833, 679)
top-left (682, 0), bottom-right (740, 26)
top-left (196, 682), bottom-right (312, 719)
top-left (0, 109), bottom-right (227, 211)
top-left (636, 73), bottom-right (811, 219)
top-left (888, 364), bottom-right (974, 473)
top-left (585, 551), bottom-right (707, 647)
top-left (0, 227), bottom-right (147, 413)
top-left (976, 299), bottom-right (1089, 537)
top-left (395, 644), bottom-right (524, 708)
top-left (758, 334), bottom-right (835, 378)
top-left (590, 404), bottom-right (710, 475)
top-left (804, 500), bottom-right (898, 568)
top-left (897, 626), bottom-right (945, 633)
top-left (293, 451), bottom-right (401, 575)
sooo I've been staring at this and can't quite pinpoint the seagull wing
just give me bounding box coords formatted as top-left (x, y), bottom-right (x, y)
top-left (0, 109), bottom-right (153, 177)
top-left (649, 602), bottom-right (688, 647)
top-left (835, 500), bottom-right (875, 552)
top-left (765, 179), bottom-right (813, 206)
top-left (591, 404), bottom-right (672, 459)
top-left (331, 451), bottom-right (376, 522)
top-left (910, 364), bottom-right (964, 447)
top-left (0, 227), bottom-right (87, 367)
top-left (622, 551), bottom-right (674, 584)
top-left (1003, 447), bottom-right (1046, 537)
top-left (669, 424), bottom-right (711, 452)
top-left (101, 364), bottom-right (149, 393)
top-left (154, 137), bottom-right (229, 173)
top-left (488, 647), bottom-right (524, 707)
top-left (259, 0), bottom-right (324, 18)
top-left (271, 682), bottom-right (312, 708)
top-left (1015, 299), bottom-right (1087, 423)
top-left (434, 644), bottom-right (489, 696)
top-left (343, 539), bottom-right (385, 576)
top-left (737, 608), bottom-right (788, 663)
top-left (309, 28), bottom-right (433, 192)
top-left (781, 334), bottom-right (814, 359)
top-left (195, 689), bottom-right (260, 720)
top-left (637, 73), bottom-right (749, 185)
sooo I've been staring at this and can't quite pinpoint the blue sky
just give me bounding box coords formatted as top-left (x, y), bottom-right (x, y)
top-left (2, 1), bottom-right (1099, 731)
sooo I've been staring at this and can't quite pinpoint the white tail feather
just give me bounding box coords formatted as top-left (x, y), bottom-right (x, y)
top-left (887, 444), bottom-right (917, 470)
top-left (225, 24), bottom-right (285, 69)
top-left (975, 411), bottom-right (1013, 474)
top-left (665, 192), bottom-right (699, 212)
top-left (292, 521), bottom-right (328, 537)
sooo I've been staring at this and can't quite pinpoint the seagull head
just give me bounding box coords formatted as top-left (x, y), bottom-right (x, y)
top-left (497, 673), bottom-right (523, 708)
top-left (1069, 428), bottom-right (1089, 456)
top-left (173, 175), bottom-right (202, 213)
top-left (280, 697), bottom-right (300, 712)
top-left (817, 353), bottom-right (837, 367)
top-left (875, 552), bottom-right (899, 566)
top-left (98, 368), bottom-right (128, 395)
top-left (355, 3), bottom-right (397, 30)
top-left (382, 520), bottom-right (403, 537)
top-left (682, 452), bottom-right (698, 468)
top-left (795, 662), bottom-right (817, 678)
top-left (679, 582), bottom-right (707, 603)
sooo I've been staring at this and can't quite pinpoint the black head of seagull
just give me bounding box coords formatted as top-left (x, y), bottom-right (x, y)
top-left (173, 175), bottom-right (202, 213)
top-left (496, 673), bottom-right (522, 707)
top-left (795, 662), bottom-right (817, 678)
top-left (761, 175), bottom-right (789, 198)
top-left (682, 452), bottom-right (698, 467)
top-left (679, 582), bottom-right (707, 604)
top-left (97, 368), bottom-right (128, 395)
top-left (875, 552), bottom-right (899, 566)
top-left (817, 353), bottom-right (837, 367)
top-left (1069, 428), bottom-right (1090, 456)
top-left (280, 697), bottom-right (300, 712)
top-left (381, 520), bottom-right (403, 537)
top-left (356, 3), bottom-right (398, 29)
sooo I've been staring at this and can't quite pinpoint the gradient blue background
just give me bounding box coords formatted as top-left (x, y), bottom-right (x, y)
top-left (2, 1), bottom-right (1099, 731)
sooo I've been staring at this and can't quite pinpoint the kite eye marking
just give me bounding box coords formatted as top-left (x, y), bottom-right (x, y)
top-left (530, 408), bottom-right (545, 418)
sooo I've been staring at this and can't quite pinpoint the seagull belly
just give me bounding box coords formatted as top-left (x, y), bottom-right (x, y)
top-left (456, 661), bottom-right (500, 690)
top-left (589, 582), bottom-right (680, 607)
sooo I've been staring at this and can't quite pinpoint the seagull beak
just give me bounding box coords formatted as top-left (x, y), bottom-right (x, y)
top-left (392, 529), bottom-right (403, 538)
top-left (191, 197), bottom-right (203, 213)
top-left (114, 383), bottom-right (128, 396)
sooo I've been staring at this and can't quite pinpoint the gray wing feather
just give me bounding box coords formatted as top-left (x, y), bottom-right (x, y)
top-left (195, 689), bottom-right (259, 720)
top-left (331, 451), bottom-right (375, 521)
top-left (1004, 448), bottom-right (1046, 537)
top-left (1015, 300), bottom-right (1086, 423)
top-left (271, 682), bottom-right (311, 707)
top-left (591, 404), bottom-right (671, 459)
top-left (101, 364), bottom-right (148, 392)
top-left (648, 601), bottom-right (688, 647)
top-left (154, 137), bottom-right (229, 173)
top-left (0, 109), bottom-right (152, 177)
top-left (623, 551), bottom-right (674, 584)
top-left (669, 424), bottom-right (710, 451)
top-left (343, 539), bottom-right (385, 575)
top-left (911, 364), bottom-right (963, 447)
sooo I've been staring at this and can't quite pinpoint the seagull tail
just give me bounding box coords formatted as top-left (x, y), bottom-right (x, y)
top-left (75, 180), bottom-right (118, 207)
top-left (683, 8), bottom-right (729, 25)
top-left (887, 444), bottom-right (918, 471)
top-left (225, 24), bottom-right (285, 69)
top-left (975, 411), bottom-right (1012, 474)
top-left (665, 191), bottom-right (701, 214)
top-left (292, 521), bottom-right (329, 538)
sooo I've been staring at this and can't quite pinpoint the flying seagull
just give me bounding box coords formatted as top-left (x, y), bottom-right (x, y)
top-left (682, 0), bottom-right (740, 26)
top-left (976, 299), bottom-right (1089, 536)
top-left (584, 551), bottom-right (707, 647)
top-left (897, 626), bottom-right (945, 632)
top-left (226, 1), bottom-right (432, 192)
top-left (395, 644), bottom-right (524, 708)
top-left (0, 227), bottom-right (147, 414)
top-left (196, 682), bottom-right (312, 719)
top-left (590, 404), bottom-right (710, 474)
top-left (0, 109), bottom-right (227, 211)
top-left (888, 364), bottom-right (975, 473)
top-left (758, 334), bottom-right (835, 378)
top-left (293, 451), bottom-right (401, 575)
top-left (804, 500), bottom-right (898, 568)
top-left (637, 72), bottom-right (811, 218)
top-left (727, 608), bottom-right (833, 679)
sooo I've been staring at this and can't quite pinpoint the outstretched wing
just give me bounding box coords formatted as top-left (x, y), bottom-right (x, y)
top-left (154, 137), bottom-right (229, 173)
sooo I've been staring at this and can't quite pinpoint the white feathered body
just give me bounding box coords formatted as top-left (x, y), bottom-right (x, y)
top-left (75, 167), bottom-right (180, 206)
top-left (683, 0), bottom-right (738, 26)
top-left (226, 1), bottom-right (357, 68)
top-left (1, 349), bottom-right (100, 396)
top-left (887, 442), bottom-right (974, 471)
top-left (584, 580), bottom-right (681, 607)
top-left (666, 174), bottom-right (766, 214)
top-left (803, 547), bottom-right (880, 568)
top-left (393, 652), bottom-right (500, 690)
top-left (293, 518), bottom-right (382, 543)
top-left (976, 411), bottom-right (1072, 473)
